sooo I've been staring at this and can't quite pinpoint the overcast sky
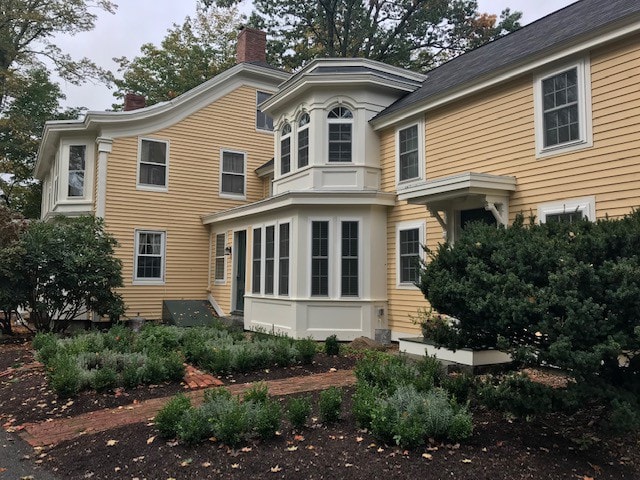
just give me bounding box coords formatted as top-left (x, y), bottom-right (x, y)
top-left (52, 0), bottom-right (577, 111)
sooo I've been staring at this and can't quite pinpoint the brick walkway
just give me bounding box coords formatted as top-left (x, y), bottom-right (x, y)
top-left (183, 364), bottom-right (223, 389)
top-left (18, 369), bottom-right (356, 448)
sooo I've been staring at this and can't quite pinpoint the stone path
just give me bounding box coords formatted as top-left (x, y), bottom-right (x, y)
top-left (18, 369), bottom-right (356, 448)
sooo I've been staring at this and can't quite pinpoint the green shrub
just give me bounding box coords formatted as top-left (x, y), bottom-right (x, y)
top-left (213, 401), bottom-right (251, 447)
top-left (442, 372), bottom-right (475, 402)
top-left (204, 386), bottom-right (232, 404)
top-left (142, 355), bottom-right (167, 384)
top-left (295, 337), bottom-right (318, 364)
top-left (91, 367), bottom-right (118, 392)
top-left (49, 354), bottom-right (81, 397)
top-left (414, 355), bottom-right (444, 392)
top-left (205, 347), bottom-right (232, 373)
top-left (155, 394), bottom-right (192, 438)
top-left (448, 411), bottom-right (474, 441)
top-left (271, 338), bottom-right (296, 366)
top-left (287, 396), bottom-right (312, 430)
top-left (33, 332), bottom-right (59, 364)
top-left (254, 399), bottom-right (282, 439)
top-left (325, 334), bottom-right (340, 356)
top-left (319, 387), bottom-right (342, 424)
top-left (355, 352), bottom-right (418, 394)
top-left (177, 407), bottom-right (211, 445)
top-left (231, 344), bottom-right (256, 372)
top-left (352, 383), bottom-right (380, 428)
top-left (477, 373), bottom-right (555, 418)
top-left (163, 351), bottom-right (186, 381)
top-left (121, 364), bottom-right (143, 388)
top-left (244, 382), bottom-right (269, 404)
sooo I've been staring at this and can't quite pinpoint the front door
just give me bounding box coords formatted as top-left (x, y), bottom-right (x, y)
top-left (233, 230), bottom-right (247, 313)
top-left (460, 207), bottom-right (497, 229)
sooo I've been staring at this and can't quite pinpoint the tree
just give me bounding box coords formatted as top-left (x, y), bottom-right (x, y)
top-left (205, 0), bottom-right (521, 71)
top-left (0, 68), bottom-right (81, 217)
top-left (19, 215), bottom-right (125, 332)
top-left (419, 213), bottom-right (640, 428)
top-left (112, 5), bottom-right (243, 108)
top-left (0, 0), bottom-right (116, 110)
top-left (0, 204), bottom-right (28, 334)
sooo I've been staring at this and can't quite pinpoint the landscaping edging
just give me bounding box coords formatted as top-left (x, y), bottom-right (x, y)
top-left (399, 337), bottom-right (512, 366)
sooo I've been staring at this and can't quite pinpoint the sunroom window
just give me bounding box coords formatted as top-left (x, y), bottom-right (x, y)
top-left (327, 106), bottom-right (352, 162)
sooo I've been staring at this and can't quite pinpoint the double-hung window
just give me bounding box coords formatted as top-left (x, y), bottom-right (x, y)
top-left (298, 113), bottom-right (310, 168)
top-left (534, 59), bottom-right (592, 157)
top-left (265, 226), bottom-right (275, 295)
top-left (327, 107), bottom-right (352, 162)
top-left (280, 124), bottom-right (291, 175)
top-left (252, 228), bottom-right (262, 294)
top-left (256, 91), bottom-right (274, 131)
top-left (220, 150), bottom-right (245, 197)
top-left (397, 223), bottom-right (424, 286)
top-left (214, 233), bottom-right (226, 282)
top-left (138, 139), bottom-right (168, 189)
top-left (279, 223), bottom-right (290, 295)
top-left (68, 145), bottom-right (86, 197)
top-left (311, 221), bottom-right (329, 296)
top-left (135, 230), bottom-right (165, 282)
top-left (341, 221), bottom-right (359, 297)
top-left (398, 125), bottom-right (420, 182)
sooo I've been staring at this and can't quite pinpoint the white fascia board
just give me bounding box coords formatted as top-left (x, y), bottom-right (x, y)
top-left (397, 172), bottom-right (517, 204)
top-left (371, 19), bottom-right (640, 130)
top-left (201, 190), bottom-right (396, 225)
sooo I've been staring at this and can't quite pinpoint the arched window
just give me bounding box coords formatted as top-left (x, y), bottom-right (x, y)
top-left (327, 106), bottom-right (352, 162)
top-left (280, 123), bottom-right (292, 174)
top-left (298, 113), bottom-right (310, 168)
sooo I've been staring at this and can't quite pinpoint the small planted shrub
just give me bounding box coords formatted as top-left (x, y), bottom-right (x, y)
top-left (177, 407), bottom-right (211, 445)
top-left (287, 396), bottom-right (312, 430)
top-left (477, 373), bottom-right (556, 418)
top-left (214, 401), bottom-right (252, 447)
top-left (442, 372), bottom-right (475, 403)
top-left (204, 386), bottom-right (233, 404)
top-left (254, 399), bottom-right (282, 439)
top-left (325, 334), bottom-right (340, 356)
top-left (355, 351), bottom-right (418, 394)
top-left (142, 355), bottom-right (167, 384)
top-left (121, 364), bottom-right (143, 388)
top-left (91, 366), bottom-right (118, 392)
top-left (155, 394), bottom-right (191, 438)
top-left (319, 387), bottom-right (343, 424)
top-left (49, 354), bottom-right (81, 397)
top-left (33, 332), bottom-right (59, 363)
top-left (243, 382), bottom-right (269, 404)
top-left (352, 383), bottom-right (380, 428)
top-left (163, 351), bottom-right (186, 382)
top-left (295, 337), bottom-right (318, 364)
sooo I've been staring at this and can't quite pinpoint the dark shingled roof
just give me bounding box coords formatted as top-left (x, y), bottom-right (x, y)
top-left (376, 0), bottom-right (640, 121)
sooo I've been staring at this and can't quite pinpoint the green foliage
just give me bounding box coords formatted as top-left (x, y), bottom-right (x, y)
top-left (48, 354), bottom-right (81, 397)
top-left (205, 0), bottom-right (520, 72)
top-left (354, 351), bottom-right (419, 394)
top-left (254, 399), bottom-right (282, 439)
top-left (318, 387), bottom-right (342, 424)
top-left (477, 373), bottom-right (558, 418)
top-left (243, 382), bottom-right (269, 404)
top-left (91, 367), bottom-right (118, 392)
top-left (33, 332), bottom-right (59, 363)
top-left (203, 386), bottom-right (232, 404)
top-left (177, 407), bottom-right (212, 445)
top-left (420, 211), bottom-right (640, 422)
top-left (324, 334), bottom-right (340, 356)
top-left (112, 5), bottom-right (241, 107)
top-left (155, 394), bottom-right (192, 438)
top-left (213, 401), bottom-right (252, 447)
top-left (352, 383), bottom-right (381, 428)
top-left (286, 396), bottom-right (312, 430)
top-left (295, 337), bottom-right (318, 364)
top-left (442, 373), bottom-right (475, 403)
top-left (19, 216), bottom-right (125, 331)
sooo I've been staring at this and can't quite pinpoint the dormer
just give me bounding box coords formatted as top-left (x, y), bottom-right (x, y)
top-left (261, 59), bottom-right (424, 195)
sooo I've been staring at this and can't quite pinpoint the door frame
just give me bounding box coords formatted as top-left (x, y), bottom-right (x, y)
top-left (232, 230), bottom-right (247, 313)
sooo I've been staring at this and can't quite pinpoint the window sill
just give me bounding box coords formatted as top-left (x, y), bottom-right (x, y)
top-left (537, 138), bottom-right (592, 159)
top-left (396, 283), bottom-right (419, 290)
top-left (214, 280), bottom-right (226, 286)
top-left (137, 184), bottom-right (168, 193)
top-left (219, 193), bottom-right (246, 201)
top-left (396, 178), bottom-right (423, 191)
top-left (256, 128), bottom-right (274, 135)
top-left (133, 279), bottom-right (165, 286)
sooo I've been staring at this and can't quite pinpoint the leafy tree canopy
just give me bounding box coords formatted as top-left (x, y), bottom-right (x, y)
top-left (112, 5), bottom-right (243, 108)
top-left (204, 0), bottom-right (521, 71)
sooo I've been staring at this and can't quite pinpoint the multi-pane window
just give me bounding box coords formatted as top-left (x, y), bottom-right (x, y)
top-left (546, 211), bottom-right (583, 223)
top-left (279, 223), bottom-right (290, 295)
top-left (252, 228), bottom-right (262, 294)
top-left (399, 228), bottom-right (420, 284)
top-left (341, 221), bottom-right (358, 297)
top-left (542, 67), bottom-right (579, 148)
top-left (298, 113), bottom-right (310, 168)
top-left (68, 145), bottom-right (86, 197)
top-left (214, 233), bottom-right (226, 282)
top-left (139, 139), bottom-right (167, 187)
top-left (256, 91), bottom-right (274, 131)
top-left (281, 124), bottom-right (291, 175)
top-left (221, 150), bottom-right (245, 196)
top-left (135, 231), bottom-right (165, 281)
top-left (311, 221), bottom-right (329, 296)
top-left (328, 106), bottom-right (352, 162)
top-left (265, 226), bottom-right (275, 295)
top-left (398, 125), bottom-right (419, 182)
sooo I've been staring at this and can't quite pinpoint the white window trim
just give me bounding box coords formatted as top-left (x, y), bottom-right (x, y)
top-left (214, 232), bottom-right (227, 285)
top-left (538, 196), bottom-right (596, 223)
top-left (327, 105), bottom-right (354, 164)
top-left (136, 137), bottom-right (169, 192)
top-left (66, 144), bottom-right (87, 199)
top-left (297, 112), bottom-right (311, 170)
top-left (396, 220), bottom-right (426, 289)
top-left (133, 229), bottom-right (166, 285)
top-left (309, 217), bottom-right (332, 297)
top-left (534, 57), bottom-right (593, 158)
top-left (277, 220), bottom-right (292, 297)
top-left (395, 120), bottom-right (425, 189)
top-left (251, 224), bottom-right (264, 295)
top-left (279, 123), bottom-right (292, 176)
top-left (256, 90), bottom-right (275, 134)
top-left (219, 148), bottom-right (247, 200)
top-left (339, 217), bottom-right (361, 298)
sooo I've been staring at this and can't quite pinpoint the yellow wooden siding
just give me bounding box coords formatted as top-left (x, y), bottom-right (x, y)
top-left (382, 36), bottom-right (640, 335)
top-left (105, 86), bottom-right (274, 319)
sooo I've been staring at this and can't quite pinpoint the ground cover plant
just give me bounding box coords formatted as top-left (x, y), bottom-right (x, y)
top-left (33, 323), bottom-right (319, 396)
top-left (419, 211), bottom-right (640, 429)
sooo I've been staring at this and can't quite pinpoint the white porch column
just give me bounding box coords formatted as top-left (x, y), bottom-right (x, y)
top-left (95, 137), bottom-right (113, 218)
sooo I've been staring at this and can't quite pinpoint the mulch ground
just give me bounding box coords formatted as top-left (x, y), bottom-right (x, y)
top-left (2, 336), bottom-right (640, 480)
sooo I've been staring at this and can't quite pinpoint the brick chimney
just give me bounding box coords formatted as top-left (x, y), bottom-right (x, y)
top-left (123, 93), bottom-right (146, 111)
top-left (236, 26), bottom-right (267, 64)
